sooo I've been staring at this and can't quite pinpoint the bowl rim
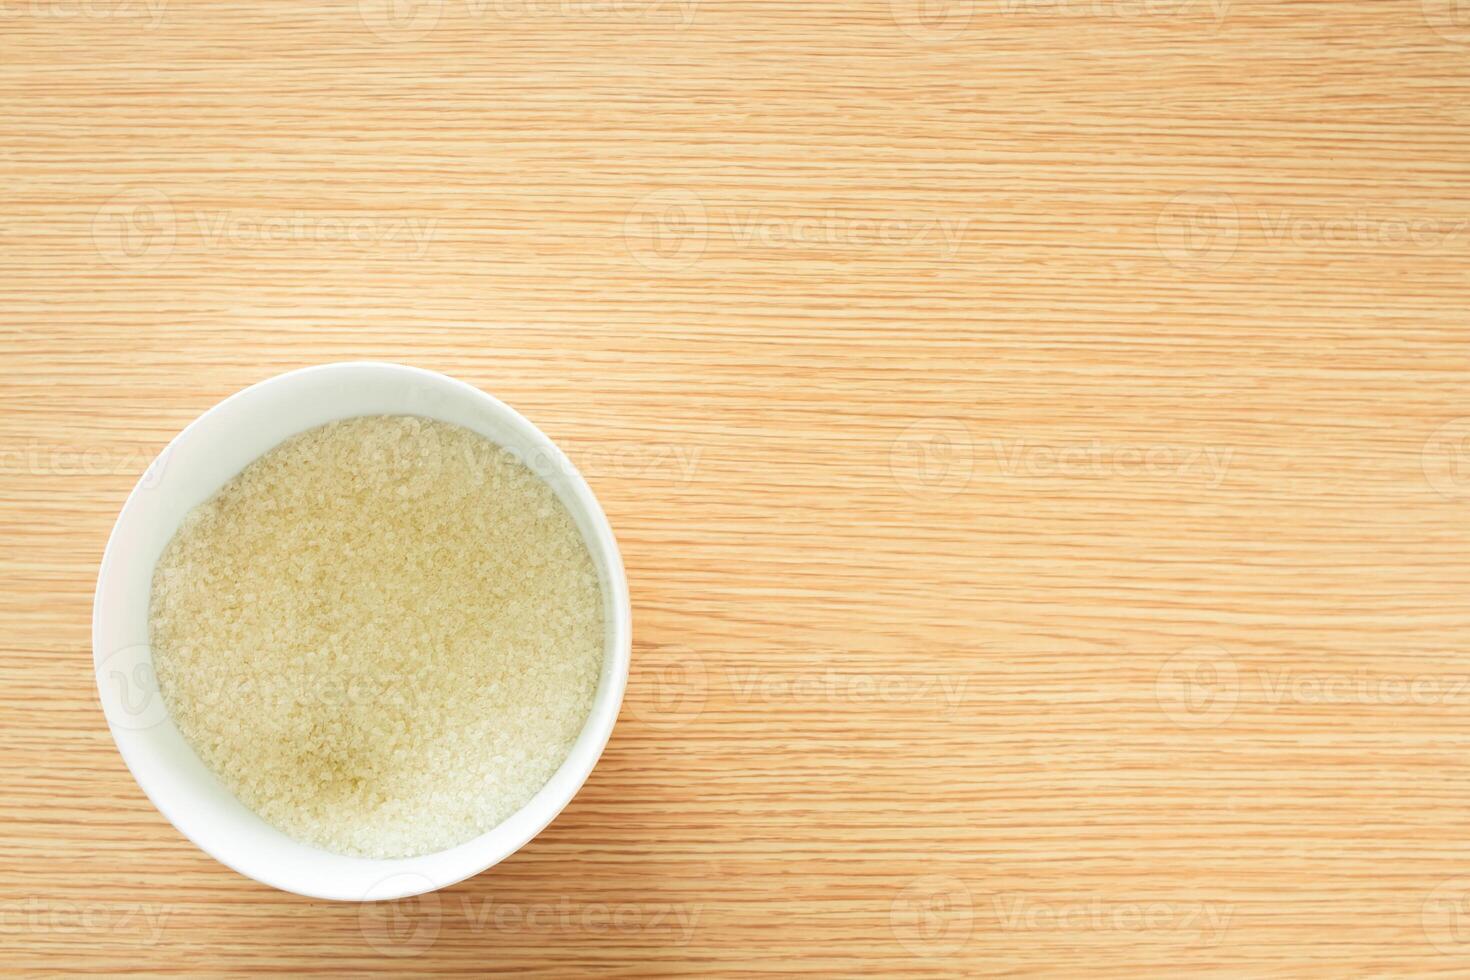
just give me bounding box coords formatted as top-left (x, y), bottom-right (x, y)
top-left (92, 361), bottom-right (632, 901)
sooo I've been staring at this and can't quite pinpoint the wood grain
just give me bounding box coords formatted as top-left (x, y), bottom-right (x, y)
top-left (3, 0), bottom-right (1470, 975)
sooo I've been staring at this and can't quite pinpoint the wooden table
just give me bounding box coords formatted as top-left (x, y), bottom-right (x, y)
top-left (4, 1), bottom-right (1470, 975)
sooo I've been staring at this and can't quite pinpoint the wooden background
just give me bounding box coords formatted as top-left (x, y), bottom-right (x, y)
top-left (3, 0), bottom-right (1470, 975)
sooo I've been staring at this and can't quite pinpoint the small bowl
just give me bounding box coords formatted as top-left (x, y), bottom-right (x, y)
top-left (92, 362), bottom-right (631, 901)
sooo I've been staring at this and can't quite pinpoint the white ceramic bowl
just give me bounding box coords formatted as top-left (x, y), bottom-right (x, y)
top-left (92, 362), bottom-right (631, 901)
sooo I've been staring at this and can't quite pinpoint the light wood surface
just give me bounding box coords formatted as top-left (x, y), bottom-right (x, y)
top-left (4, 0), bottom-right (1470, 975)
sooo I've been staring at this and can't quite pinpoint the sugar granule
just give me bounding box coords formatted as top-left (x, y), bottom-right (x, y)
top-left (148, 415), bottom-right (604, 859)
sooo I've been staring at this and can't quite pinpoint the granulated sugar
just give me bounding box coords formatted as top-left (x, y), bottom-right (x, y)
top-left (148, 416), bottom-right (603, 859)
